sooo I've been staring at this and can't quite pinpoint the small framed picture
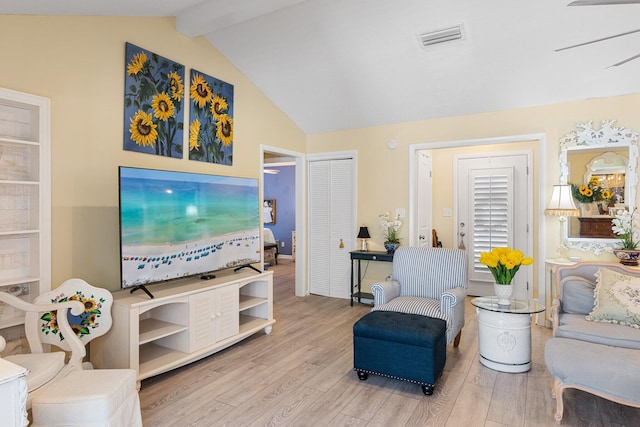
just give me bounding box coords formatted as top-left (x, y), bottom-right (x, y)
top-left (263, 199), bottom-right (276, 224)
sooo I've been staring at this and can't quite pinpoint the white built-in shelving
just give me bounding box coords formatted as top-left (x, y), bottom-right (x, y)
top-left (0, 88), bottom-right (51, 329)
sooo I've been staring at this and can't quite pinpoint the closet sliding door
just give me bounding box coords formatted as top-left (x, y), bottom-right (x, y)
top-left (308, 156), bottom-right (355, 299)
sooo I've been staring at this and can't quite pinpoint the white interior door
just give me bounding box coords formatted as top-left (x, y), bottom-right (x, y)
top-left (308, 156), bottom-right (355, 299)
top-left (417, 151), bottom-right (433, 247)
top-left (457, 153), bottom-right (532, 298)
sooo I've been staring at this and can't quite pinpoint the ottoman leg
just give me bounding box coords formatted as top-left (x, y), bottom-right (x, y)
top-left (357, 370), bottom-right (368, 381)
top-left (421, 384), bottom-right (434, 396)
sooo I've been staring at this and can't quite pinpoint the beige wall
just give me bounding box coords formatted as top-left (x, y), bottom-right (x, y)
top-left (0, 15), bottom-right (305, 291)
top-left (2, 14), bottom-right (639, 297)
top-left (308, 94), bottom-right (640, 294)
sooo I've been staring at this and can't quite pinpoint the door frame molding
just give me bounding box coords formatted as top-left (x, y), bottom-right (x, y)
top-left (261, 144), bottom-right (306, 297)
top-left (408, 133), bottom-right (547, 323)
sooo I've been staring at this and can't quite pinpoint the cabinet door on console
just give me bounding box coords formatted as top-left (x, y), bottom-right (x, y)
top-left (189, 285), bottom-right (239, 351)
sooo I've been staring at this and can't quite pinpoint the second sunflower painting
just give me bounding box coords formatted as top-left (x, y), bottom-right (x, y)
top-left (188, 69), bottom-right (234, 165)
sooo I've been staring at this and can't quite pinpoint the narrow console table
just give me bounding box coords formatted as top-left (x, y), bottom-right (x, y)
top-left (350, 250), bottom-right (394, 306)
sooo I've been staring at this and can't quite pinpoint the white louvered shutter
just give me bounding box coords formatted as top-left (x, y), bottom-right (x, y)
top-left (308, 158), bottom-right (354, 298)
top-left (328, 160), bottom-right (353, 299)
top-left (308, 161), bottom-right (331, 297)
top-left (469, 167), bottom-right (514, 283)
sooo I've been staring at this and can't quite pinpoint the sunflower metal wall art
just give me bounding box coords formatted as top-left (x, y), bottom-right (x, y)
top-left (123, 42), bottom-right (185, 158)
top-left (188, 69), bottom-right (234, 165)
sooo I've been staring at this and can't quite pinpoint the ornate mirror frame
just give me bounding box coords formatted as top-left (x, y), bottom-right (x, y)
top-left (559, 120), bottom-right (639, 254)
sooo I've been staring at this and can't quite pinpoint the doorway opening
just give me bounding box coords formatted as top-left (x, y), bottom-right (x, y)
top-left (261, 145), bottom-right (306, 297)
top-left (408, 134), bottom-right (547, 315)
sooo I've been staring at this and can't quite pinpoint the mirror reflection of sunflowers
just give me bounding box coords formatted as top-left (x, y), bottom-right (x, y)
top-left (40, 291), bottom-right (107, 341)
top-left (123, 42), bottom-right (185, 158)
top-left (571, 176), bottom-right (614, 204)
top-left (188, 69), bottom-right (234, 165)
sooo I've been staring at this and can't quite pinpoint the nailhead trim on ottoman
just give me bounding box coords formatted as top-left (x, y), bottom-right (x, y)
top-left (353, 311), bottom-right (446, 395)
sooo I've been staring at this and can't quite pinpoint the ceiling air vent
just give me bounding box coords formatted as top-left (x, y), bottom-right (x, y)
top-left (418, 24), bottom-right (464, 48)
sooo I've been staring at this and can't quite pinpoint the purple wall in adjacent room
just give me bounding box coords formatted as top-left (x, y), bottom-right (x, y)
top-left (264, 165), bottom-right (295, 256)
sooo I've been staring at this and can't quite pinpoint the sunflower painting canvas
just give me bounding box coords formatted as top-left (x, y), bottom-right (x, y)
top-left (123, 43), bottom-right (185, 158)
top-left (188, 69), bottom-right (234, 165)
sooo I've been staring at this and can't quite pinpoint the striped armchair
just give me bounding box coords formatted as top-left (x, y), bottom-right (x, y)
top-left (371, 247), bottom-right (468, 346)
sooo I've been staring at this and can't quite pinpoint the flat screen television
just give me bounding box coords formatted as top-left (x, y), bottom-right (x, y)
top-left (118, 166), bottom-right (260, 296)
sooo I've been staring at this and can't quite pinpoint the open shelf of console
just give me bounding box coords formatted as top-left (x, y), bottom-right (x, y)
top-left (90, 269), bottom-right (274, 385)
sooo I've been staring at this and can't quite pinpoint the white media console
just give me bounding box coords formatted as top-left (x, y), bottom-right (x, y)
top-left (90, 269), bottom-right (274, 385)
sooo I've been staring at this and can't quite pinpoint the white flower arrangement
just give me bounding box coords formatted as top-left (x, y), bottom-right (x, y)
top-left (612, 209), bottom-right (639, 250)
top-left (379, 212), bottom-right (402, 244)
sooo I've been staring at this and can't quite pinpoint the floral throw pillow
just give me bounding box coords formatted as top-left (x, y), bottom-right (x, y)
top-left (586, 268), bottom-right (640, 328)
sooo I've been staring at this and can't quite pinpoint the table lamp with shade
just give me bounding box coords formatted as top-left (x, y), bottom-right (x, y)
top-left (544, 184), bottom-right (580, 260)
top-left (357, 226), bottom-right (371, 251)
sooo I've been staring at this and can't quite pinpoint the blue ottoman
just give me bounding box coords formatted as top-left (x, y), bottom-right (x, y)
top-left (353, 311), bottom-right (446, 395)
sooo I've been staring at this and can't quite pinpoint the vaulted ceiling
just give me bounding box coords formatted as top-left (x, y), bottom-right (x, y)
top-left (2, 0), bottom-right (640, 133)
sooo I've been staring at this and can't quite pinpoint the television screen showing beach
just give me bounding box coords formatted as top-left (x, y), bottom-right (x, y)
top-left (119, 167), bottom-right (260, 288)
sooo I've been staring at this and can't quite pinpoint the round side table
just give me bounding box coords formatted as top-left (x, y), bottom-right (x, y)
top-left (471, 297), bottom-right (545, 373)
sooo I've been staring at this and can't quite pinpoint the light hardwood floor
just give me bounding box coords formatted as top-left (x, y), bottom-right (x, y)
top-left (139, 259), bottom-right (640, 426)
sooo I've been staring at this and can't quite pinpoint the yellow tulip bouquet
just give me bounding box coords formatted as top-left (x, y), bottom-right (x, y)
top-left (479, 247), bottom-right (533, 285)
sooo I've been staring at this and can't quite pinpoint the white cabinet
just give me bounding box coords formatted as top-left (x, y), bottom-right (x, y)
top-left (190, 285), bottom-right (239, 351)
top-left (0, 88), bottom-right (50, 329)
top-left (90, 270), bottom-right (274, 384)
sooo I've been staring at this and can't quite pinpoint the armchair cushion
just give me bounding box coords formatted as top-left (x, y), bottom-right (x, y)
top-left (5, 352), bottom-right (65, 392)
top-left (557, 313), bottom-right (640, 349)
top-left (586, 268), bottom-right (640, 329)
top-left (371, 296), bottom-right (451, 326)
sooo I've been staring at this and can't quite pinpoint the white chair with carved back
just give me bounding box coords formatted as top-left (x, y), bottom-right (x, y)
top-left (1, 279), bottom-right (143, 426)
top-left (30, 278), bottom-right (113, 367)
top-left (1, 279), bottom-right (113, 401)
top-left (0, 287), bottom-right (85, 408)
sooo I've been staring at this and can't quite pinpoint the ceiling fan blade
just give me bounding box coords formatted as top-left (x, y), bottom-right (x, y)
top-left (607, 52), bottom-right (640, 67)
top-left (555, 28), bottom-right (640, 51)
top-left (569, 0), bottom-right (640, 5)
